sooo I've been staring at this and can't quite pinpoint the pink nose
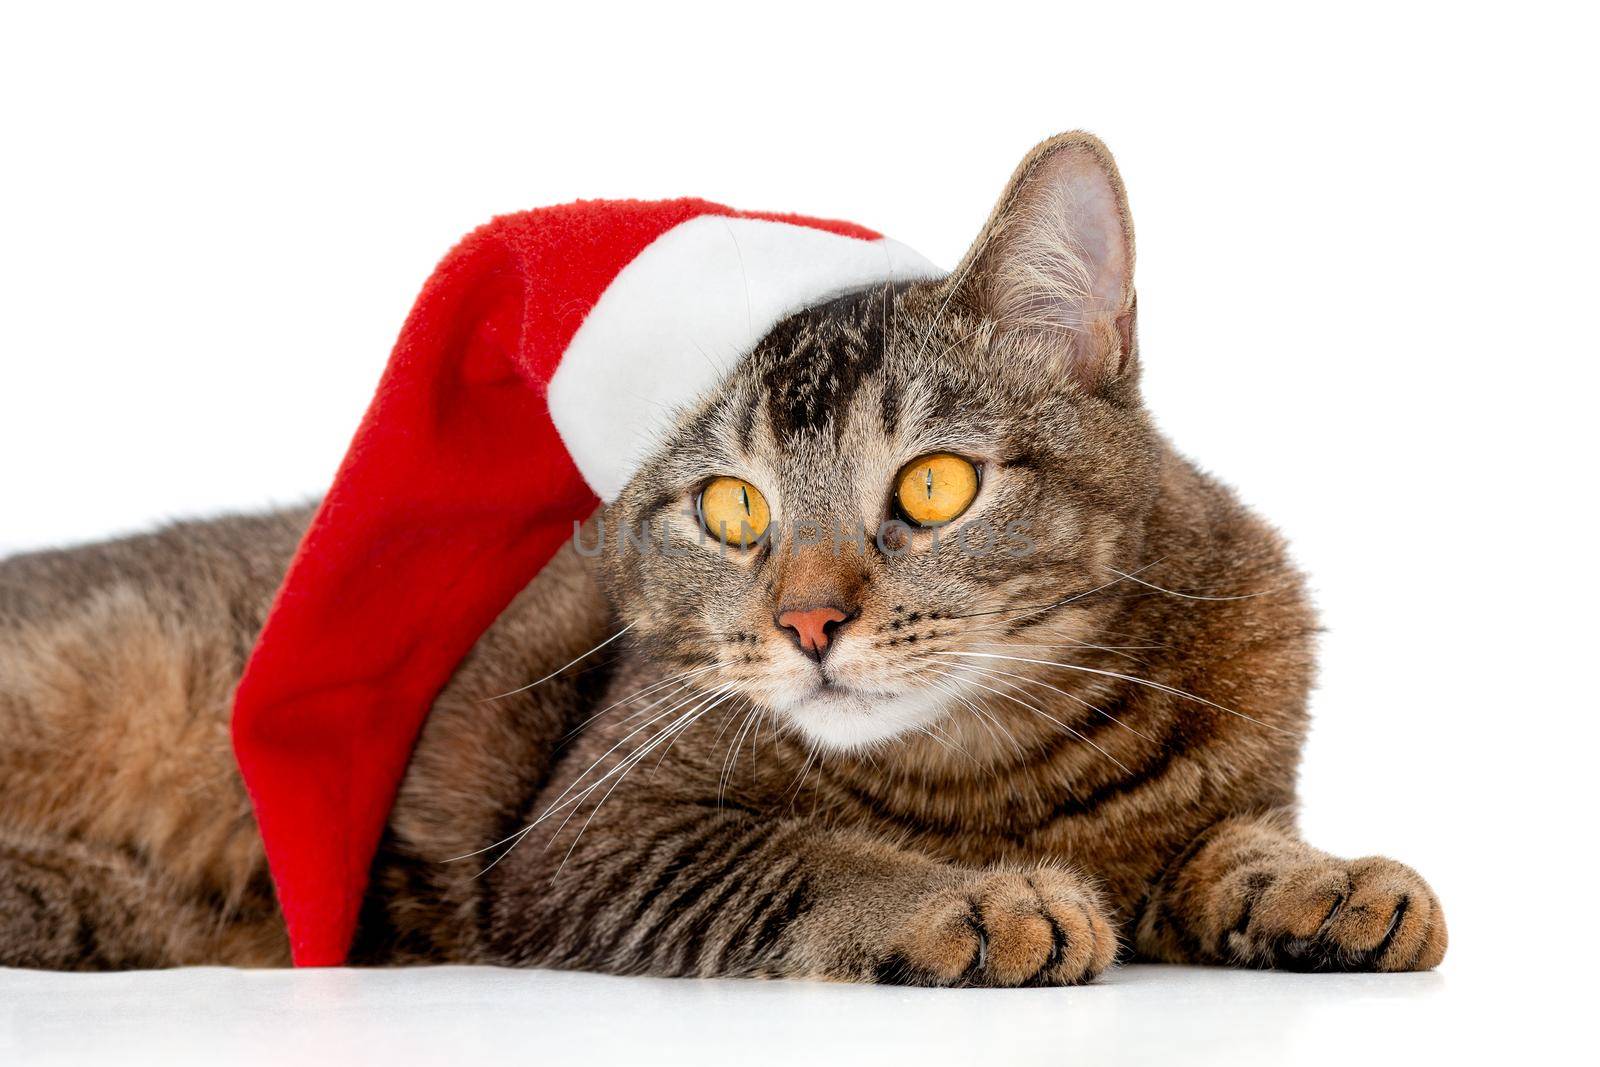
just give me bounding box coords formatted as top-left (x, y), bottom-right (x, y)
top-left (776, 606), bottom-right (852, 661)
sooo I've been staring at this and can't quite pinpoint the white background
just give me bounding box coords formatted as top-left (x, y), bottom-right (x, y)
top-left (1, 2), bottom-right (1594, 1063)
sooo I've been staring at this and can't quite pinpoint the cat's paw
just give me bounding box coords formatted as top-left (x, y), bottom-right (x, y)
top-left (1225, 855), bottom-right (1447, 972)
top-left (875, 869), bottom-right (1117, 987)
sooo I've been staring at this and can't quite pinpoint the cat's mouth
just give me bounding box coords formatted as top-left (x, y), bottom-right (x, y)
top-left (802, 672), bottom-right (902, 703)
top-left (775, 675), bottom-right (951, 751)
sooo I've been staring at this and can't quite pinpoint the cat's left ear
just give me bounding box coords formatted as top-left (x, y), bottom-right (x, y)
top-left (953, 132), bottom-right (1137, 392)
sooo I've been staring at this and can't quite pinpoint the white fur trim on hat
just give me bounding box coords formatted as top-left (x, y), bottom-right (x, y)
top-left (547, 216), bottom-right (943, 501)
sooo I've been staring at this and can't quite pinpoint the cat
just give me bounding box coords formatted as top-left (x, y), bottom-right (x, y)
top-left (0, 133), bottom-right (1446, 980)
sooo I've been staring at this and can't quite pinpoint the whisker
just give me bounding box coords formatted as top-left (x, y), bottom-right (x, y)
top-left (967, 640), bottom-right (1161, 651)
top-left (946, 557), bottom-right (1165, 625)
top-left (962, 637), bottom-right (1155, 667)
top-left (718, 700), bottom-right (763, 803)
top-left (540, 718), bottom-right (710, 881)
top-left (783, 745), bottom-right (819, 809)
top-left (549, 687), bottom-right (740, 879)
top-left (507, 681), bottom-right (734, 853)
top-left (655, 695), bottom-right (746, 779)
top-left (939, 659), bottom-right (1157, 744)
top-left (914, 680), bottom-right (991, 768)
top-left (479, 622), bottom-right (636, 702)
top-left (1107, 567), bottom-right (1281, 602)
top-left (444, 681), bottom-right (721, 868)
top-left (519, 683), bottom-right (743, 875)
top-left (927, 665), bottom-right (1131, 772)
top-left (923, 671), bottom-right (1025, 755)
top-left (537, 682), bottom-right (739, 823)
top-left (929, 651), bottom-right (1288, 733)
top-left (559, 664), bottom-right (722, 742)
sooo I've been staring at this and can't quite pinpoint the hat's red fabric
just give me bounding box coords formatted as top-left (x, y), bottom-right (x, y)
top-left (232, 198), bottom-right (922, 967)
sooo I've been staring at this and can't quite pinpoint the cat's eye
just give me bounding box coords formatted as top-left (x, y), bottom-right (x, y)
top-left (894, 453), bottom-right (980, 527)
top-left (698, 476), bottom-right (771, 546)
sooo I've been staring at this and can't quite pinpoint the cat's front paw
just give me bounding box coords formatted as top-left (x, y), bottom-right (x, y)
top-left (1226, 855), bottom-right (1447, 972)
top-left (875, 869), bottom-right (1116, 987)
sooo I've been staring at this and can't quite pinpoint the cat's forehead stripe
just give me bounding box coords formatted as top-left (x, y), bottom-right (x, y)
top-left (752, 287), bottom-right (906, 443)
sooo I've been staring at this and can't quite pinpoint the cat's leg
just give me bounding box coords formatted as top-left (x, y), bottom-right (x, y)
top-left (485, 806), bottom-right (1117, 985)
top-left (0, 829), bottom-right (285, 970)
top-left (1136, 811), bottom-right (1447, 972)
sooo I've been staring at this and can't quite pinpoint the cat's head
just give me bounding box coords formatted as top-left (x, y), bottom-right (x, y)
top-left (594, 133), bottom-right (1160, 751)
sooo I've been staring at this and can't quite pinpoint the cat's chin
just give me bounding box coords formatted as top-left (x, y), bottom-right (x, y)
top-left (777, 686), bottom-right (949, 752)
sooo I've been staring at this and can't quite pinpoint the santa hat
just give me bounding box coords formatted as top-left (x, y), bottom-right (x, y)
top-left (231, 197), bottom-right (940, 966)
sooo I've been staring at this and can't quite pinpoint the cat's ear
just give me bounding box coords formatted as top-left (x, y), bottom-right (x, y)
top-left (953, 132), bottom-right (1136, 391)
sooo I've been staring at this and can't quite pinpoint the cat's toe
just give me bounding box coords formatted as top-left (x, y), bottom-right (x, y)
top-left (1230, 855), bottom-right (1446, 972)
top-left (1323, 857), bottom-right (1447, 971)
top-left (877, 869), bottom-right (1115, 987)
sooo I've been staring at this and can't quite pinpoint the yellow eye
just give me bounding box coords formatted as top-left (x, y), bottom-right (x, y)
top-left (698, 477), bottom-right (771, 545)
top-left (894, 453), bottom-right (980, 527)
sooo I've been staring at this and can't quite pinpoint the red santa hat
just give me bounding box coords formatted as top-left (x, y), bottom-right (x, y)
top-left (231, 197), bottom-right (940, 966)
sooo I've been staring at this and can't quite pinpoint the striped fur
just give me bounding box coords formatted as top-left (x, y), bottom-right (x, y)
top-left (0, 134), bottom-right (1444, 980)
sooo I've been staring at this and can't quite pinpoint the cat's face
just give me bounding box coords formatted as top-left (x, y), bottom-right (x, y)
top-left (597, 134), bottom-right (1159, 751)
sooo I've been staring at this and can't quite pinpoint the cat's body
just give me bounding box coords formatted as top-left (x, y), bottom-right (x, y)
top-left (0, 134), bottom-right (1446, 980)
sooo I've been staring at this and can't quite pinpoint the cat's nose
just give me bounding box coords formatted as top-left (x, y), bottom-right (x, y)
top-left (775, 605), bottom-right (854, 662)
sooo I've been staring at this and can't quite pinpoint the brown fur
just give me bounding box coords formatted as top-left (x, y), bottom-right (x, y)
top-left (0, 133), bottom-right (1445, 980)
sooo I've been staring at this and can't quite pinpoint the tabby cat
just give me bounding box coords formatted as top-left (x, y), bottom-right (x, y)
top-left (0, 133), bottom-right (1446, 980)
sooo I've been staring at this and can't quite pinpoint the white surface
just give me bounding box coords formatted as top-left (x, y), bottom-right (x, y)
top-left (551, 218), bottom-right (939, 501)
top-left (0, 962), bottom-right (1569, 1067)
top-left (1, 1), bottom-right (1595, 1063)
